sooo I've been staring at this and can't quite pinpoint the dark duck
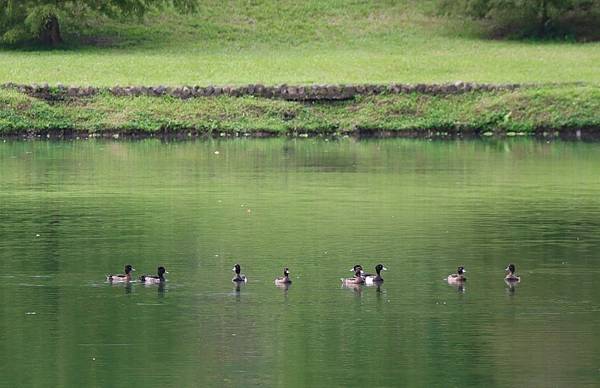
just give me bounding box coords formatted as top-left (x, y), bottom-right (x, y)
top-left (364, 264), bottom-right (387, 285)
top-left (232, 264), bottom-right (247, 283)
top-left (139, 266), bottom-right (168, 284)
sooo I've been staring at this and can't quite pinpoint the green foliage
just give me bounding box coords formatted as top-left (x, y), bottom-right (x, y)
top-left (0, 0), bottom-right (198, 45)
top-left (440, 0), bottom-right (600, 40)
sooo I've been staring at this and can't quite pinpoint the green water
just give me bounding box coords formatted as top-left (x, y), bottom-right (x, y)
top-left (1, 138), bottom-right (599, 387)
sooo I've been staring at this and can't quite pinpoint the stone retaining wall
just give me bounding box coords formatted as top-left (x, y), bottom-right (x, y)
top-left (1, 82), bottom-right (521, 101)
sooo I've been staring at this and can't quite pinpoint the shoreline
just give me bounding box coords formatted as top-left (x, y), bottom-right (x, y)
top-left (3, 127), bottom-right (599, 141)
top-left (0, 83), bottom-right (598, 140)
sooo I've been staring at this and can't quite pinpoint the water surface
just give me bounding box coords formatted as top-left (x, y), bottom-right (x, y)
top-left (1, 138), bottom-right (599, 387)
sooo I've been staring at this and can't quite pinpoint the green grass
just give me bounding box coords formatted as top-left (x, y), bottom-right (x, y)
top-left (1, 85), bottom-right (598, 135)
top-left (0, 0), bottom-right (599, 86)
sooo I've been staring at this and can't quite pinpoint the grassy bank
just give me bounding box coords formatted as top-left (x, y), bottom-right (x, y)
top-left (0, 0), bottom-right (599, 85)
top-left (1, 85), bottom-right (598, 137)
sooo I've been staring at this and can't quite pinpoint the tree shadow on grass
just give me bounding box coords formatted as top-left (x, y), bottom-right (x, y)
top-left (0, 10), bottom-right (188, 53)
top-left (0, 30), bottom-right (158, 52)
top-left (438, 5), bottom-right (600, 43)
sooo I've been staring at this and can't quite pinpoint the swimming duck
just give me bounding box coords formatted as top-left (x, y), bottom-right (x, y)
top-left (107, 264), bottom-right (135, 282)
top-left (364, 264), bottom-right (387, 285)
top-left (139, 266), bottom-right (168, 284)
top-left (232, 264), bottom-right (247, 283)
top-left (447, 266), bottom-right (466, 284)
top-left (341, 267), bottom-right (365, 286)
top-left (274, 267), bottom-right (292, 285)
top-left (505, 263), bottom-right (520, 282)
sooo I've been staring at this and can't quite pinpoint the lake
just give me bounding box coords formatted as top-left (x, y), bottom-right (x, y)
top-left (1, 138), bottom-right (599, 387)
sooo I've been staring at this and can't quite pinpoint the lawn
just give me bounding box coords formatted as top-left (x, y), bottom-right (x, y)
top-left (0, 0), bottom-right (599, 86)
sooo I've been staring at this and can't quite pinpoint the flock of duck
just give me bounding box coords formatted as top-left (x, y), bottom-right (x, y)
top-left (446, 263), bottom-right (521, 284)
top-left (106, 262), bottom-right (521, 286)
top-left (106, 265), bottom-right (167, 284)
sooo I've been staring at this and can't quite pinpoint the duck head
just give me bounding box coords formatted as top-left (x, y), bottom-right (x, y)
top-left (350, 265), bottom-right (365, 276)
top-left (505, 264), bottom-right (516, 274)
top-left (457, 266), bottom-right (466, 275)
top-left (232, 264), bottom-right (241, 274)
top-left (375, 264), bottom-right (387, 274)
top-left (125, 264), bottom-right (135, 274)
top-left (283, 267), bottom-right (290, 277)
top-left (158, 266), bottom-right (168, 278)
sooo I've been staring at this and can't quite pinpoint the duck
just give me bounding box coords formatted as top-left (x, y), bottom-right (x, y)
top-left (107, 264), bottom-right (135, 282)
top-left (364, 264), bottom-right (387, 285)
top-left (341, 267), bottom-right (365, 286)
top-left (447, 266), bottom-right (466, 284)
top-left (232, 263), bottom-right (247, 283)
top-left (139, 266), bottom-right (168, 284)
top-left (274, 267), bottom-right (292, 285)
top-left (505, 263), bottom-right (520, 282)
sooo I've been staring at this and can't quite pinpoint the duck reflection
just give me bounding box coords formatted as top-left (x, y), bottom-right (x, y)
top-left (275, 282), bottom-right (291, 292)
top-left (139, 277), bottom-right (167, 297)
top-left (107, 278), bottom-right (133, 294)
top-left (233, 282), bottom-right (246, 302)
top-left (447, 282), bottom-right (466, 294)
top-left (234, 282), bottom-right (243, 293)
top-left (342, 283), bottom-right (364, 296)
top-left (505, 278), bottom-right (519, 295)
top-left (365, 280), bottom-right (385, 295)
top-left (157, 281), bottom-right (166, 297)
